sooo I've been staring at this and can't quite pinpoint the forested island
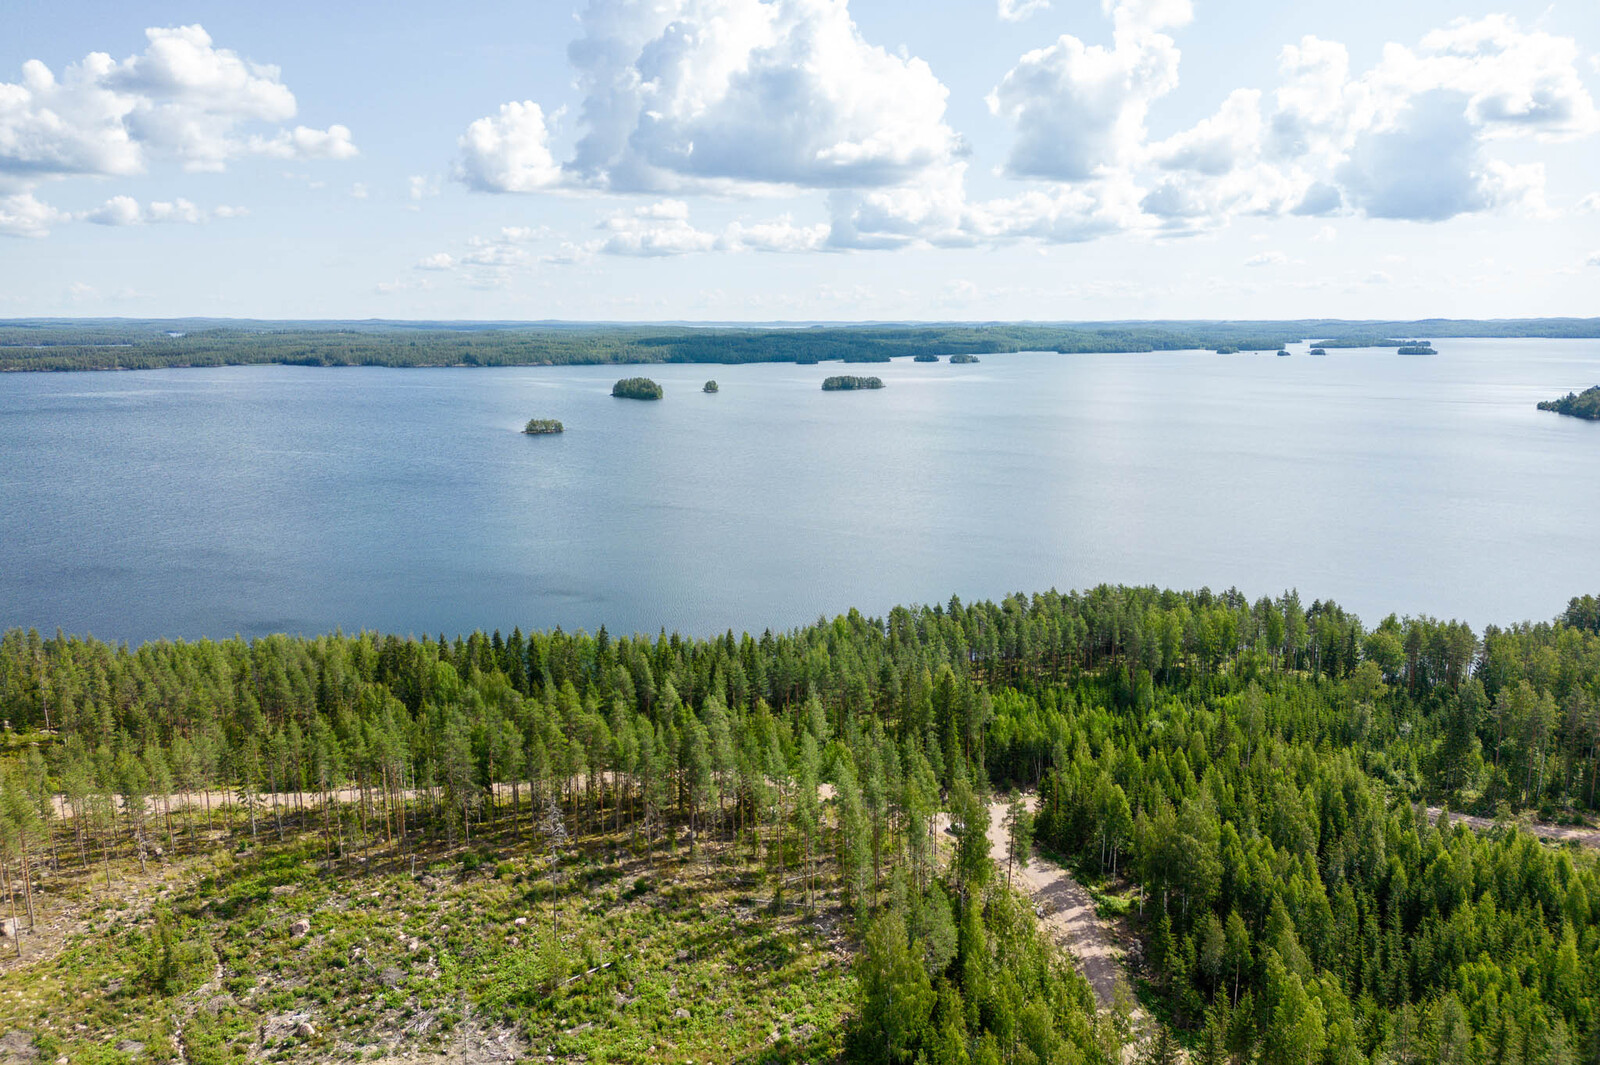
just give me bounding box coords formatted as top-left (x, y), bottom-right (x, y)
top-left (913, 353), bottom-right (940, 363)
top-left (610, 376), bottom-right (662, 400)
top-left (521, 418), bottom-right (563, 435)
top-left (1, 318), bottom-right (1596, 372)
top-left (703, 379), bottom-right (718, 393)
top-left (1310, 347), bottom-right (1328, 356)
top-left (949, 354), bottom-right (980, 364)
top-left (2, 587), bottom-right (1600, 1063)
top-left (1397, 341), bottom-right (1437, 355)
top-left (822, 375), bottom-right (884, 391)
top-left (1538, 385), bottom-right (1600, 420)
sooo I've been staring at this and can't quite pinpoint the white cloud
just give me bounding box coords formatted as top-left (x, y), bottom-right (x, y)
top-left (598, 199), bottom-right (718, 257)
top-left (1312, 224), bottom-right (1337, 242)
top-left (415, 252), bottom-right (456, 270)
top-left (84, 194), bottom-right (240, 225)
top-left (350, 182), bottom-right (368, 199)
top-left (0, 25), bottom-right (355, 178)
top-left (1244, 250), bottom-right (1287, 267)
top-left (0, 190), bottom-right (70, 237)
top-left (1578, 192), bottom-right (1600, 213)
top-left (467, 0), bottom-right (961, 194)
top-left (85, 194), bottom-right (142, 226)
top-left (723, 215), bottom-right (831, 252)
top-left (408, 174), bottom-right (440, 202)
top-left (456, 101), bottom-right (562, 192)
top-left (460, 242), bottom-right (529, 268)
top-left (250, 124), bottom-right (357, 160)
top-left (1587, 251), bottom-right (1600, 268)
top-left (997, 0), bottom-right (1050, 22)
top-left (987, 0), bottom-right (1187, 181)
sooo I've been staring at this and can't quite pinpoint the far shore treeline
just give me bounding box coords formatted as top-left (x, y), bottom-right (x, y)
top-left (1, 318), bottom-right (1597, 372)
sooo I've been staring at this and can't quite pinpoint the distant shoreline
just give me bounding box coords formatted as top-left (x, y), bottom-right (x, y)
top-left (1, 319), bottom-right (1595, 373)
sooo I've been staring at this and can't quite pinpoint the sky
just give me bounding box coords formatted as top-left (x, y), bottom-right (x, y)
top-left (2, 0), bottom-right (1598, 321)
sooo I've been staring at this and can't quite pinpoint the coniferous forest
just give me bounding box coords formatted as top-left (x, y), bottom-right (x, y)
top-left (1, 587), bottom-right (1600, 1063)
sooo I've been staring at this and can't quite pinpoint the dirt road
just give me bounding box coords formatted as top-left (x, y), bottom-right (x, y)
top-left (983, 797), bottom-right (1129, 1012)
top-left (1426, 807), bottom-right (1600, 848)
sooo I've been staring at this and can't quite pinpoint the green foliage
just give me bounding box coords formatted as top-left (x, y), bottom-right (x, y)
top-left (4, 582), bottom-right (1600, 1063)
top-left (2, 318), bottom-right (1596, 372)
top-left (949, 354), bottom-right (980, 364)
top-left (1538, 385), bottom-right (1600, 421)
top-left (611, 377), bottom-right (663, 400)
top-left (821, 375), bottom-right (884, 391)
top-left (702, 379), bottom-right (719, 393)
top-left (521, 418), bottom-right (563, 434)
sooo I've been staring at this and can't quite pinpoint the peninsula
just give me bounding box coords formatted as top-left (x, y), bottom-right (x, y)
top-left (1539, 386), bottom-right (1600, 420)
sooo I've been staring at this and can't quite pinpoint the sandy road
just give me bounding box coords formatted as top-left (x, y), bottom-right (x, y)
top-left (983, 796), bottom-right (1130, 1012)
top-left (1426, 806), bottom-right (1600, 848)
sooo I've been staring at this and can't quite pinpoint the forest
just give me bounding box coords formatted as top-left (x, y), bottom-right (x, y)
top-left (1538, 387), bottom-right (1600, 421)
top-left (2, 318), bottom-right (1598, 372)
top-left (2, 585), bottom-right (1600, 1063)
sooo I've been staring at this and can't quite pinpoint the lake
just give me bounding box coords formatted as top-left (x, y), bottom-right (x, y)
top-left (1, 338), bottom-right (1596, 643)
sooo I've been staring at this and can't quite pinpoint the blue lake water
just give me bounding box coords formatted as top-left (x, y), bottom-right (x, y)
top-left (1, 338), bottom-right (1597, 643)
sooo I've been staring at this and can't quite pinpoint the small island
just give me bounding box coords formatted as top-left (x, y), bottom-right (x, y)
top-left (1276, 350), bottom-right (1291, 357)
top-left (913, 353), bottom-right (939, 363)
top-left (949, 354), bottom-right (980, 364)
top-left (1215, 345), bottom-right (1239, 354)
top-left (1309, 347), bottom-right (1328, 356)
top-left (522, 418), bottom-right (564, 435)
top-left (1538, 386), bottom-right (1600, 421)
top-left (1397, 341), bottom-right (1437, 355)
top-left (703, 380), bottom-right (719, 393)
top-left (822, 375), bottom-right (884, 391)
top-left (612, 377), bottom-right (663, 400)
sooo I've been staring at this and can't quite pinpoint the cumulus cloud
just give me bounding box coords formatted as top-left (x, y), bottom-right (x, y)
top-left (597, 200), bottom-right (718, 257)
top-left (83, 194), bottom-right (240, 225)
top-left (997, 0), bottom-right (1050, 22)
top-left (250, 124), bottom-right (358, 160)
top-left (415, 252), bottom-right (456, 270)
top-left (1244, 250), bottom-right (1287, 266)
top-left (0, 25), bottom-right (355, 178)
top-left (1576, 192), bottom-right (1600, 213)
top-left (987, 0), bottom-right (1188, 181)
top-left (438, 3), bottom-right (1595, 256)
top-left (0, 190), bottom-right (70, 237)
top-left (461, 0), bottom-right (961, 194)
top-left (456, 101), bottom-right (562, 192)
top-left (723, 215), bottom-right (831, 253)
top-left (1586, 252), bottom-right (1600, 268)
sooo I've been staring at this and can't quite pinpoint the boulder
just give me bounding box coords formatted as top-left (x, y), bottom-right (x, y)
top-left (673, 1007), bottom-right (690, 1020)
top-left (295, 1022), bottom-right (316, 1039)
top-left (0, 917), bottom-right (17, 938)
top-left (289, 919), bottom-right (311, 937)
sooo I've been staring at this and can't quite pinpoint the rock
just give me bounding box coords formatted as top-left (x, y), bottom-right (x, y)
top-left (513, 916), bottom-right (528, 927)
top-left (673, 1007), bottom-right (690, 1020)
top-left (0, 1029), bottom-right (39, 1063)
top-left (269, 885), bottom-right (298, 897)
top-left (0, 917), bottom-right (17, 937)
top-left (405, 937), bottom-right (422, 953)
top-left (379, 966), bottom-right (404, 988)
top-left (295, 1022), bottom-right (316, 1039)
top-left (289, 918), bottom-right (311, 937)
top-left (115, 1040), bottom-right (145, 1057)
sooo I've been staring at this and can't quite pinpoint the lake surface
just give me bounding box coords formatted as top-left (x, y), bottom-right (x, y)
top-left (1, 338), bottom-right (1597, 643)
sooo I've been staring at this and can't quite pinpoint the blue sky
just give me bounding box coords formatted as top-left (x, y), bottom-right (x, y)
top-left (2, 0), bottom-right (1598, 320)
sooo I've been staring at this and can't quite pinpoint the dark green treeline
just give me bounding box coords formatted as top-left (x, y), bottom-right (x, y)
top-left (3, 585), bottom-right (1600, 1063)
